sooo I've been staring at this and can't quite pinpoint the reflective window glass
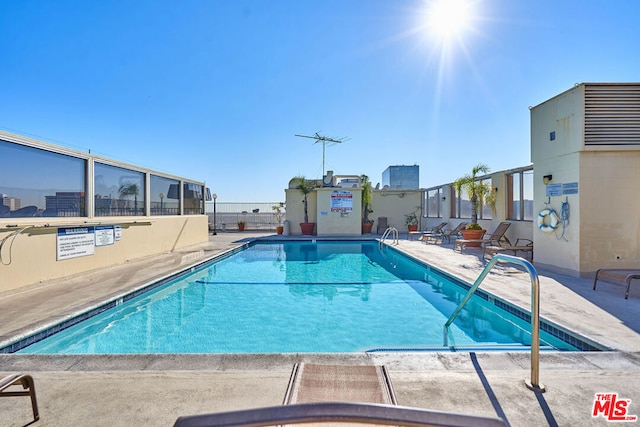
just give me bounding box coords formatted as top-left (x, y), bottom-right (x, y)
top-left (426, 189), bottom-right (441, 218)
top-left (0, 139), bottom-right (86, 218)
top-left (150, 175), bottom-right (180, 216)
top-left (523, 169), bottom-right (534, 220)
top-left (183, 182), bottom-right (204, 215)
top-left (458, 188), bottom-right (471, 219)
top-left (94, 163), bottom-right (145, 216)
top-left (480, 179), bottom-right (493, 220)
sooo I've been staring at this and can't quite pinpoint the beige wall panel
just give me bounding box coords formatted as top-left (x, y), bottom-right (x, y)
top-left (580, 152), bottom-right (640, 273)
top-left (0, 216), bottom-right (208, 292)
top-left (285, 189), bottom-right (318, 235)
top-left (531, 85), bottom-right (584, 163)
top-left (370, 190), bottom-right (423, 233)
top-left (316, 188), bottom-right (361, 236)
top-left (531, 152), bottom-right (580, 273)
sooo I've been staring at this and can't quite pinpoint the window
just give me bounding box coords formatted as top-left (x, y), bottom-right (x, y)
top-left (457, 187), bottom-right (471, 218)
top-left (94, 163), bottom-right (145, 216)
top-left (150, 175), bottom-right (180, 216)
top-left (425, 188), bottom-right (442, 218)
top-left (183, 181), bottom-right (204, 215)
top-left (455, 179), bottom-right (492, 219)
top-left (480, 178), bottom-right (493, 220)
top-left (507, 168), bottom-right (533, 221)
top-left (0, 139), bottom-right (86, 218)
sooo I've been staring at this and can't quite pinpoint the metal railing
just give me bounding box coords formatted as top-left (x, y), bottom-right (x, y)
top-left (380, 227), bottom-right (399, 245)
top-left (443, 253), bottom-right (545, 393)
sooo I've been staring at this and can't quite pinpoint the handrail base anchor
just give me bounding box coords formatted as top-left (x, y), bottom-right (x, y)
top-left (524, 380), bottom-right (546, 393)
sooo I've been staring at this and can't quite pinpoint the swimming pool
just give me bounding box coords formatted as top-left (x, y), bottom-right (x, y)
top-left (12, 240), bottom-right (600, 354)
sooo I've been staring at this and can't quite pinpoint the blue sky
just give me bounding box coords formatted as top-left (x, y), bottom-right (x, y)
top-left (1, 0), bottom-right (638, 202)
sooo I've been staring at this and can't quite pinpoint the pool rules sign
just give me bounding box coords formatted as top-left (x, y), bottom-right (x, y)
top-left (57, 225), bottom-right (119, 260)
top-left (57, 227), bottom-right (96, 260)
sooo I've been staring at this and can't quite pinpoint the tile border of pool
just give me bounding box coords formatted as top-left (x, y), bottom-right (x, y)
top-left (0, 238), bottom-right (609, 354)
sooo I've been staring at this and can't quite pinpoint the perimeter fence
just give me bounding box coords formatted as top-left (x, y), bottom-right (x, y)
top-left (205, 201), bottom-right (286, 231)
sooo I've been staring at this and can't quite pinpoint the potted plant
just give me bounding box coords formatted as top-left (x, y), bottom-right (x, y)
top-left (453, 163), bottom-right (495, 244)
top-left (292, 176), bottom-right (316, 235)
top-left (360, 174), bottom-right (374, 234)
top-left (272, 204), bottom-right (284, 235)
top-left (404, 211), bottom-right (419, 232)
top-left (237, 220), bottom-right (246, 231)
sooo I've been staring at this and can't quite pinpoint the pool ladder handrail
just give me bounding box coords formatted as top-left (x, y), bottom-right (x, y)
top-left (443, 253), bottom-right (546, 393)
top-left (380, 227), bottom-right (399, 245)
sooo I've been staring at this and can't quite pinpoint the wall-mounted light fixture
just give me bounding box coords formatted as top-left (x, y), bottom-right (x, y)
top-left (543, 174), bottom-right (553, 185)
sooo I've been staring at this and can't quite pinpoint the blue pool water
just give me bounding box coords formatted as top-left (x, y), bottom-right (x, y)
top-left (16, 241), bottom-right (584, 354)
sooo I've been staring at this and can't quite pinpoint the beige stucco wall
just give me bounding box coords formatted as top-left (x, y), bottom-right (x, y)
top-left (285, 186), bottom-right (423, 236)
top-left (531, 83), bottom-right (640, 276)
top-left (284, 188), bottom-right (318, 235)
top-left (0, 216), bottom-right (208, 292)
top-left (316, 188), bottom-right (361, 236)
top-left (530, 85), bottom-right (583, 274)
top-left (580, 152), bottom-right (640, 272)
top-left (369, 190), bottom-right (423, 233)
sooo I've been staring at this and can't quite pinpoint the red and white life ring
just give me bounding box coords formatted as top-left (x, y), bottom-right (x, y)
top-left (537, 209), bottom-right (559, 233)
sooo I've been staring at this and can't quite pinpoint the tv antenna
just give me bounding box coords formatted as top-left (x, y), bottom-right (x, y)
top-left (295, 132), bottom-right (349, 177)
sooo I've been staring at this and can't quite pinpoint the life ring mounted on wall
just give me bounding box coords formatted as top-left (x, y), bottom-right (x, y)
top-left (537, 209), bottom-right (559, 233)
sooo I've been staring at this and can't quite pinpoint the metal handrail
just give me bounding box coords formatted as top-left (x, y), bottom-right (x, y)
top-left (443, 254), bottom-right (546, 393)
top-left (380, 227), bottom-right (398, 245)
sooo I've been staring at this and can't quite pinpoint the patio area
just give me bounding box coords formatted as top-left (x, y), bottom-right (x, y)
top-left (1, 231), bottom-right (639, 426)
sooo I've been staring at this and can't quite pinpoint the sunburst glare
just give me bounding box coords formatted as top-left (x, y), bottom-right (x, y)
top-left (426, 0), bottom-right (476, 44)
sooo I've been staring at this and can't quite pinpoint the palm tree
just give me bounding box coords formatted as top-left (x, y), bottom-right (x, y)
top-left (453, 163), bottom-right (493, 227)
top-left (360, 174), bottom-right (373, 225)
top-left (291, 176), bottom-right (314, 224)
top-left (118, 182), bottom-right (140, 214)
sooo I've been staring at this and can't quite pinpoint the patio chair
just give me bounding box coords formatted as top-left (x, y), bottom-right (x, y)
top-left (173, 401), bottom-right (508, 426)
top-left (376, 217), bottom-right (388, 234)
top-left (0, 374), bottom-right (39, 422)
top-left (484, 238), bottom-right (534, 261)
top-left (593, 269), bottom-right (640, 299)
top-left (454, 222), bottom-right (511, 252)
top-left (438, 222), bottom-right (468, 244)
top-left (418, 222), bottom-right (447, 243)
top-left (174, 364), bottom-right (507, 426)
top-left (283, 363), bottom-right (396, 405)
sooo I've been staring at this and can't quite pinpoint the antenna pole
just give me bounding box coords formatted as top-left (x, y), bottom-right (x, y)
top-left (295, 132), bottom-right (348, 177)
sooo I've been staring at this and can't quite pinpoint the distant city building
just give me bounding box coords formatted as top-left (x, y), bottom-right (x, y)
top-left (44, 192), bottom-right (85, 217)
top-left (1, 193), bottom-right (21, 210)
top-left (382, 165), bottom-right (419, 190)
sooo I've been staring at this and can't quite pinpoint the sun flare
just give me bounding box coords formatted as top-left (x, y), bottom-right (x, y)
top-left (425, 0), bottom-right (475, 42)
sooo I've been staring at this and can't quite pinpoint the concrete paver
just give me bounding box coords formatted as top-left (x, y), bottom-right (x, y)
top-left (1, 231), bottom-right (639, 426)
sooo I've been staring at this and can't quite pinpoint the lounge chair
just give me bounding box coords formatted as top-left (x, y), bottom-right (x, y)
top-left (376, 217), bottom-right (388, 234)
top-left (418, 222), bottom-right (447, 243)
top-left (174, 364), bottom-right (508, 426)
top-left (593, 269), bottom-right (640, 299)
top-left (484, 238), bottom-right (534, 261)
top-left (437, 222), bottom-right (468, 244)
top-left (0, 374), bottom-right (39, 422)
top-left (283, 363), bottom-right (396, 405)
top-left (173, 401), bottom-right (508, 426)
top-left (454, 222), bottom-right (511, 252)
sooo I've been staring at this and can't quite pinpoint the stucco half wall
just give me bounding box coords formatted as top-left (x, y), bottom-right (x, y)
top-left (0, 215), bottom-right (209, 292)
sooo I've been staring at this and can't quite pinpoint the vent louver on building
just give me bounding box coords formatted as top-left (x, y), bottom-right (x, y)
top-left (584, 84), bottom-right (640, 146)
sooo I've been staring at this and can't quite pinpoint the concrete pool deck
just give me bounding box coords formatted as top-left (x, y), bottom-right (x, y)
top-left (1, 231), bottom-right (639, 426)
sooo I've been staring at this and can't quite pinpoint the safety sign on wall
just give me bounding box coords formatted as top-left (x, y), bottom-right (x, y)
top-left (330, 190), bottom-right (353, 213)
top-left (95, 225), bottom-right (115, 247)
top-left (57, 227), bottom-right (96, 260)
